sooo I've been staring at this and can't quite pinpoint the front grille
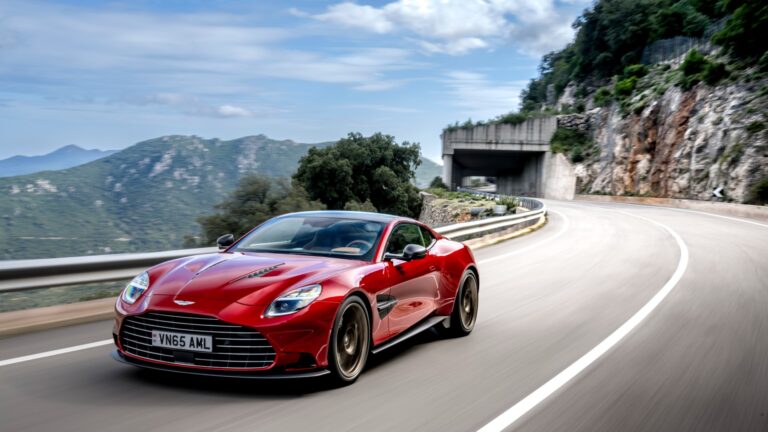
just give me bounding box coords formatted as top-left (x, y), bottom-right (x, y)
top-left (120, 312), bottom-right (276, 369)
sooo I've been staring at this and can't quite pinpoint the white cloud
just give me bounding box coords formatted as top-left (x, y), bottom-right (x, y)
top-left (131, 93), bottom-right (255, 118)
top-left (419, 37), bottom-right (488, 55)
top-left (315, 3), bottom-right (394, 34)
top-left (443, 71), bottom-right (527, 119)
top-left (310, 0), bottom-right (580, 57)
top-left (216, 105), bottom-right (253, 118)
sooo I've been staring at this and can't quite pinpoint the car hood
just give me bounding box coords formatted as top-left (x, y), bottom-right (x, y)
top-left (149, 252), bottom-right (362, 305)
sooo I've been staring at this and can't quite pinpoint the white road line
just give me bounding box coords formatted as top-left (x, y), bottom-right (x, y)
top-left (478, 210), bottom-right (571, 265)
top-left (0, 339), bottom-right (112, 367)
top-left (477, 210), bottom-right (689, 432)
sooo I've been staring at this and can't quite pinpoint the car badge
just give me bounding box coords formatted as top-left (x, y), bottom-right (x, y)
top-left (174, 300), bottom-right (195, 306)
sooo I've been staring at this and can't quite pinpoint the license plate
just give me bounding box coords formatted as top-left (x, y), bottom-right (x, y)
top-left (151, 330), bottom-right (212, 353)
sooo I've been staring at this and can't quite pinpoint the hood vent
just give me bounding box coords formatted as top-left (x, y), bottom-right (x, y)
top-left (246, 263), bottom-right (285, 278)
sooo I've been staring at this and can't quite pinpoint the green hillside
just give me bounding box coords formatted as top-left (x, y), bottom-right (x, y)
top-left (0, 135), bottom-right (440, 259)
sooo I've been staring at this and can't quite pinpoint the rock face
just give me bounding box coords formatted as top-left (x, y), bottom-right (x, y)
top-left (573, 83), bottom-right (768, 203)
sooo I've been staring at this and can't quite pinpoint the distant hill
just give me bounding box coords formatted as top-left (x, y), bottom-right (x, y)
top-left (0, 145), bottom-right (118, 177)
top-left (0, 135), bottom-right (441, 259)
top-left (416, 157), bottom-right (441, 188)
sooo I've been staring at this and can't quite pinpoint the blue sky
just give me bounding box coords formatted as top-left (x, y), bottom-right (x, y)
top-left (0, 0), bottom-right (592, 161)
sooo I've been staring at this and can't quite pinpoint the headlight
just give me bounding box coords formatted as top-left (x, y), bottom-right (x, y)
top-left (265, 284), bottom-right (322, 317)
top-left (121, 272), bottom-right (150, 304)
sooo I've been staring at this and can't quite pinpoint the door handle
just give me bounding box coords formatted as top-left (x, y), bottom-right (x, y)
top-left (429, 265), bottom-right (437, 271)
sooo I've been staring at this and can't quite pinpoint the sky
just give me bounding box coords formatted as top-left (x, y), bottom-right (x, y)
top-left (0, 0), bottom-right (593, 162)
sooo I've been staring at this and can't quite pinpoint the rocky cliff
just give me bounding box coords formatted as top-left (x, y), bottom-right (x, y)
top-left (565, 79), bottom-right (768, 203)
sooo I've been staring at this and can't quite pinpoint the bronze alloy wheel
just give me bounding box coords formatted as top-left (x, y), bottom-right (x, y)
top-left (441, 270), bottom-right (479, 337)
top-left (331, 297), bottom-right (370, 382)
top-left (459, 272), bottom-right (478, 331)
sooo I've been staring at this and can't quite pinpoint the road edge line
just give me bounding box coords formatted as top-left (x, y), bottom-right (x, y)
top-left (476, 210), bottom-right (689, 432)
top-left (0, 339), bottom-right (113, 367)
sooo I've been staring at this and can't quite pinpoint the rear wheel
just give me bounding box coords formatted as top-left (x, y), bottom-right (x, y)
top-left (442, 270), bottom-right (479, 337)
top-left (328, 296), bottom-right (370, 384)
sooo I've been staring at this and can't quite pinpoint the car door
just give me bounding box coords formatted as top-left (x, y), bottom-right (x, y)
top-left (384, 223), bottom-right (440, 336)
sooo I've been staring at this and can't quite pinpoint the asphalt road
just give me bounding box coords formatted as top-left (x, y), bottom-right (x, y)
top-left (1, 200), bottom-right (767, 432)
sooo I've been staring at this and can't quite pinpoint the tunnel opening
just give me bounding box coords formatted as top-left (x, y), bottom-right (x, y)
top-left (446, 150), bottom-right (546, 197)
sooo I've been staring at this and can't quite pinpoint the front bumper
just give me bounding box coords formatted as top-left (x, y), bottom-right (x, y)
top-left (113, 294), bottom-right (339, 374)
top-left (111, 350), bottom-right (330, 379)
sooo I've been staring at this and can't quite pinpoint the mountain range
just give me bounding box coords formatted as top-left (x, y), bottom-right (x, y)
top-left (0, 145), bottom-right (118, 177)
top-left (0, 135), bottom-right (441, 259)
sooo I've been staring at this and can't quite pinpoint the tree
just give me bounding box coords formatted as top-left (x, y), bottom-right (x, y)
top-left (712, 0), bottom-right (768, 61)
top-left (294, 132), bottom-right (423, 218)
top-left (196, 175), bottom-right (324, 244)
top-left (429, 176), bottom-right (448, 189)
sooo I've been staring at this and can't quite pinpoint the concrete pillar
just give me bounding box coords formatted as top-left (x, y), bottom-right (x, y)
top-left (541, 152), bottom-right (576, 200)
top-left (442, 154), bottom-right (453, 190)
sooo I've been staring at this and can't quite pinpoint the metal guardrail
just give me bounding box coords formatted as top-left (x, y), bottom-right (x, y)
top-left (0, 198), bottom-right (545, 293)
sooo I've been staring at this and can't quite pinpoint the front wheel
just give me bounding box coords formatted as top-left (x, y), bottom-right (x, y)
top-left (327, 296), bottom-right (370, 385)
top-left (442, 270), bottom-right (479, 337)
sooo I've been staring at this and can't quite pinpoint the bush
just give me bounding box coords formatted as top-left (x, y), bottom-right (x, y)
top-left (429, 176), bottom-right (448, 189)
top-left (678, 50), bottom-right (727, 89)
top-left (593, 86), bottom-right (613, 107)
top-left (614, 76), bottom-right (638, 98)
top-left (549, 127), bottom-right (596, 163)
top-left (681, 49), bottom-right (707, 76)
top-left (623, 64), bottom-right (648, 79)
top-left (494, 112), bottom-right (529, 125)
top-left (702, 61), bottom-right (729, 85)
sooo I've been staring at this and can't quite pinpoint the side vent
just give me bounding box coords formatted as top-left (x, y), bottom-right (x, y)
top-left (376, 294), bottom-right (398, 319)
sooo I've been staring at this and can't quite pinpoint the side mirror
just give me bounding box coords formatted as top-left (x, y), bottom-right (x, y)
top-left (403, 244), bottom-right (427, 260)
top-left (217, 234), bottom-right (235, 250)
top-left (384, 244), bottom-right (427, 262)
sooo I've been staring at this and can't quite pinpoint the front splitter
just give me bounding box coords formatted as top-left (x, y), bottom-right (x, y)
top-left (111, 350), bottom-right (330, 379)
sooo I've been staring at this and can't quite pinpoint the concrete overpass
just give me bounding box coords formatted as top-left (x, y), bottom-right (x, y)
top-left (442, 117), bottom-right (575, 199)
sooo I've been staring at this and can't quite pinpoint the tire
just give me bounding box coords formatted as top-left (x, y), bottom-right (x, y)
top-left (442, 270), bottom-right (479, 337)
top-left (327, 296), bottom-right (371, 385)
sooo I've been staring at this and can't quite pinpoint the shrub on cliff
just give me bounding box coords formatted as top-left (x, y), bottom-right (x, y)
top-left (679, 49), bottom-right (728, 89)
top-left (615, 76), bottom-right (639, 98)
top-left (593, 86), bottom-right (613, 107)
top-left (549, 127), bottom-right (596, 163)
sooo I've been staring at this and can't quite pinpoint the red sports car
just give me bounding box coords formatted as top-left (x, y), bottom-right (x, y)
top-left (112, 211), bottom-right (479, 384)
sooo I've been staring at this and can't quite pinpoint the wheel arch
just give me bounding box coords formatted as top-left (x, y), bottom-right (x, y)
top-left (465, 264), bottom-right (480, 291)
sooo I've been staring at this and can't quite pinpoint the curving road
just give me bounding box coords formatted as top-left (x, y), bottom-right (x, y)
top-left (1, 200), bottom-right (767, 432)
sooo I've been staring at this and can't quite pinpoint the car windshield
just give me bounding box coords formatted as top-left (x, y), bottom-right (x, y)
top-left (234, 216), bottom-right (386, 261)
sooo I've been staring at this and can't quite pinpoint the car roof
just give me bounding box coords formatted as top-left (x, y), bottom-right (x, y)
top-left (277, 210), bottom-right (415, 224)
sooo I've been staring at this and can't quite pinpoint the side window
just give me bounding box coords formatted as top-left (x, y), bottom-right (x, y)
top-left (386, 224), bottom-right (424, 254)
top-left (419, 226), bottom-right (436, 248)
